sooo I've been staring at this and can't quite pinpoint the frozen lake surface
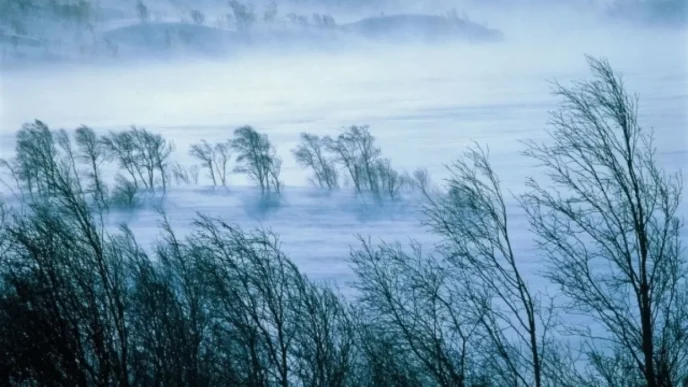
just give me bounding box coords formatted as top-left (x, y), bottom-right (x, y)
top-left (1, 26), bottom-right (686, 289)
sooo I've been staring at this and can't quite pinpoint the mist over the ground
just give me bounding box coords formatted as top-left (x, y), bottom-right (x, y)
top-left (1, 0), bottom-right (686, 273)
top-left (2, 0), bottom-right (686, 162)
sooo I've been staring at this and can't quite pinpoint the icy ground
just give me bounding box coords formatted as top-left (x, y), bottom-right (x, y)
top-left (1, 28), bottom-right (686, 291)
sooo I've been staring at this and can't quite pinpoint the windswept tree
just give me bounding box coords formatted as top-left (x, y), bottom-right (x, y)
top-left (135, 0), bottom-right (149, 23)
top-left (232, 126), bottom-right (281, 195)
top-left (103, 129), bottom-right (142, 189)
top-left (185, 214), bottom-right (359, 386)
top-left (189, 139), bottom-right (232, 187)
top-left (263, 1), bottom-right (278, 23)
top-left (325, 125), bottom-right (380, 194)
top-left (228, 0), bottom-right (255, 32)
top-left (523, 56), bottom-right (687, 387)
top-left (292, 132), bottom-right (338, 189)
top-left (212, 142), bottom-right (231, 187)
top-left (0, 121), bottom-right (131, 386)
top-left (129, 127), bottom-right (173, 193)
top-left (423, 145), bottom-right (551, 387)
top-left (1, 120), bottom-right (59, 199)
top-left (171, 162), bottom-right (191, 185)
top-left (323, 125), bottom-right (406, 199)
top-left (350, 145), bottom-right (553, 387)
top-left (350, 238), bottom-right (487, 386)
top-left (292, 281), bottom-right (356, 387)
top-left (190, 9), bottom-right (205, 25)
top-left (374, 158), bottom-right (405, 200)
top-left (103, 127), bottom-right (174, 194)
top-left (74, 125), bottom-right (110, 210)
top-left (0, 130), bottom-right (360, 385)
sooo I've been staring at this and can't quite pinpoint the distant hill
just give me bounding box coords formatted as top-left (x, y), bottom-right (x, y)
top-left (98, 13), bottom-right (503, 57)
top-left (342, 14), bottom-right (504, 42)
top-left (2, 11), bottom-right (506, 65)
top-left (101, 22), bottom-right (241, 54)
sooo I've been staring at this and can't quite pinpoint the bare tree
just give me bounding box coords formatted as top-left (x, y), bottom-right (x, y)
top-left (189, 165), bottom-right (200, 185)
top-left (170, 162), bottom-right (202, 187)
top-left (171, 162), bottom-right (191, 185)
top-left (125, 215), bottom-right (214, 386)
top-left (350, 237), bottom-right (487, 386)
top-left (322, 14), bottom-right (336, 27)
top-left (374, 158), bottom-right (405, 200)
top-left (135, 0), bottom-right (149, 23)
top-left (190, 140), bottom-right (217, 186)
top-left (190, 9), bottom-right (205, 25)
top-left (190, 216), bottom-right (304, 386)
top-left (407, 168), bottom-right (434, 195)
top-left (111, 174), bottom-right (141, 209)
top-left (1, 121), bottom-right (372, 386)
top-left (104, 127), bottom-right (174, 194)
top-left (319, 125), bottom-right (408, 199)
top-left (103, 129), bottom-right (143, 189)
top-left (232, 126), bottom-right (281, 195)
top-left (74, 125), bottom-right (109, 210)
top-left (0, 122), bottom-right (131, 385)
top-left (287, 13), bottom-right (309, 27)
top-left (129, 127), bottom-right (173, 193)
top-left (351, 314), bottom-right (429, 387)
top-left (325, 125), bottom-right (381, 194)
top-left (213, 141), bottom-right (232, 187)
top-left (292, 279), bottom-right (356, 387)
top-left (229, 0), bottom-right (256, 32)
top-left (263, 1), bottom-right (278, 23)
top-left (423, 144), bottom-right (554, 387)
top-left (293, 132), bottom-right (339, 189)
top-left (6, 120), bottom-right (60, 198)
top-left (522, 56), bottom-right (687, 387)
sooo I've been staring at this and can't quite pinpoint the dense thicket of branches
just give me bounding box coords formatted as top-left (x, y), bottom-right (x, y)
top-left (0, 57), bottom-right (685, 386)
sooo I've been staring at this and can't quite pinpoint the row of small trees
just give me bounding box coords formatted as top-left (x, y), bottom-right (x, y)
top-left (227, 0), bottom-right (337, 32)
top-left (0, 123), bottom-right (175, 210)
top-left (187, 125), bottom-right (410, 199)
top-left (292, 125), bottom-right (408, 198)
top-left (0, 121), bottom-right (411, 209)
top-left (0, 56), bottom-right (686, 387)
top-left (0, 123), bottom-right (289, 210)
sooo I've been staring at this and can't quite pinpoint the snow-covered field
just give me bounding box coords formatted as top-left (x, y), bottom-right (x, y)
top-left (1, 23), bottom-right (686, 290)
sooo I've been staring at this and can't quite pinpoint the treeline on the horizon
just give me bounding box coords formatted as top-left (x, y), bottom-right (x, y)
top-left (0, 56), bottom-right (686, 387)
top-left (1, 0), bottom-right (503, 63)
top-left (1, 0), bottom-right (683, 33)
